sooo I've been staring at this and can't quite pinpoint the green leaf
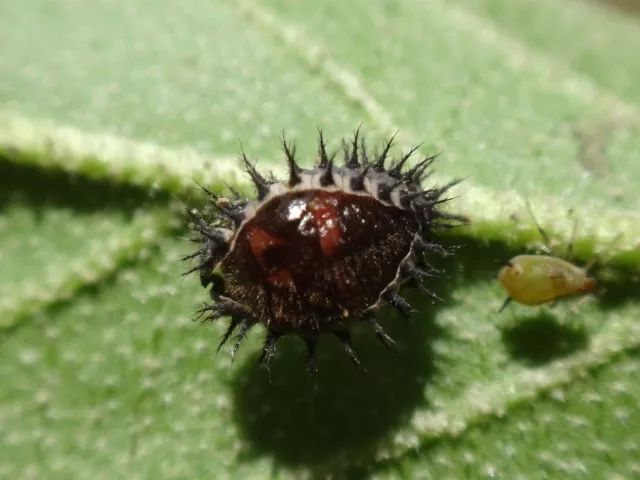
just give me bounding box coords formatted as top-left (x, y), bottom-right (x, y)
top-left (0, 161), bottom-right (174, 329)
top-left (450, 0), bottom-right (640, 108)
top-left (1, 0), bottom-right (639, 478)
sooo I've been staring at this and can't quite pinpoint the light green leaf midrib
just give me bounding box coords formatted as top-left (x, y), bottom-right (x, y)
top-left (2, 109), bottom-right (638, 268)
top-left (0, 208), bottom-right (174, 330)
top-left (3, 0), bottom-right (639, 264)
top-left (372, 304), bottom-right (640, 466)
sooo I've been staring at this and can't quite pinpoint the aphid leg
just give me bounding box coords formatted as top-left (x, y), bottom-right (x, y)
top-left (367, 316), bottom-right (396, 348)
top-left (498, 297), bottom-right (512, 313)
top-left (334, 331), bottom-right (365, 370)
top-left (570, 295), bottom-right (594, 314)
top-left (526, 199), bottom-right (551, 252)
top-left (565, 215), bottom-right (579, 261)
top-left (305, 337), bottom-right (319, 380)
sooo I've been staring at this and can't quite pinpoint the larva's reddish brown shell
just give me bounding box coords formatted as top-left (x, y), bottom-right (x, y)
top-left (186, 131), bottom-right (461, 374)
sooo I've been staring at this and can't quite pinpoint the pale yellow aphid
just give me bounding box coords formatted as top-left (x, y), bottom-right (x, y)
top-left (497, 203), bottom-right (597, 311)
top-left (498, 255), bottom-right (596, 310)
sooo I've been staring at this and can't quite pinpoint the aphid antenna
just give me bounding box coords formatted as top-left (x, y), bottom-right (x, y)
top-left (525, 199), bottom-right (552, 253)
top-left (498, 296), bottom-right (512, 313)
top-left (565, 213), bottom-right (579, 261)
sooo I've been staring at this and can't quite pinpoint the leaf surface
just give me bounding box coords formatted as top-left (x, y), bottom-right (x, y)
top-left (0, 0), bottom-right (639, 478)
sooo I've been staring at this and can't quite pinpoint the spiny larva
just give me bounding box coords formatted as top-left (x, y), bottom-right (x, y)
top-left (498, 203), bottom-right (596, 311)
top-left (185, 130), bottom-right (462, 374)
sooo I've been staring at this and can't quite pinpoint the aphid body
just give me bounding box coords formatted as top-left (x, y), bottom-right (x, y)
top-left (498, 255), bottom-right (596, 306)
top-left (498, 202), bottom-right (597, 311)
top-left (186, 130), bottom-right (460, 372)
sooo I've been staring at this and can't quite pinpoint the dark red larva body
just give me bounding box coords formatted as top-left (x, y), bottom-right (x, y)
top-left (223, 189), bottom-right (418, 334)
top-left (186, 131), bottom-right (461, 373)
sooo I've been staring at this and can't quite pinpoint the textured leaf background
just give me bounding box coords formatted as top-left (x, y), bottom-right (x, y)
top-left (1, 0), bottom-right (639, 478)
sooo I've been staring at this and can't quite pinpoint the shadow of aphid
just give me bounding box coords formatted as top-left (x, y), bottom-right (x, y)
top-left (500, 310), bottom-right (589, 367)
